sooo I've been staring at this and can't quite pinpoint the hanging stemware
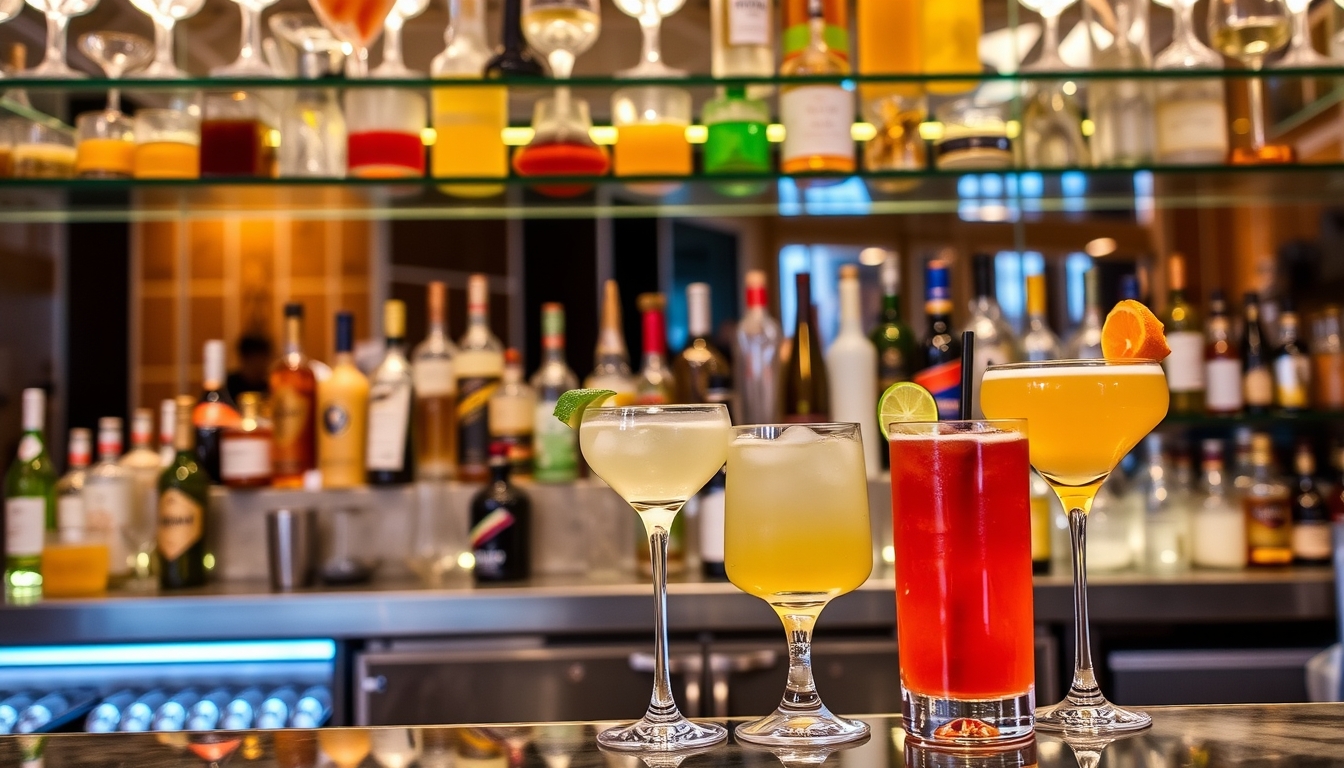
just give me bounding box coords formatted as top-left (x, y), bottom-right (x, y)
top-left (213, 0), bottom-right (280, 76)
top-left (613, 0), bottom-right (685, 77)
top-left (130, 0), bottom-right (207, 78)
top-left (371, 0), bottom-right (431, 77)
top-left (24, 0), bottom-right (99, 78)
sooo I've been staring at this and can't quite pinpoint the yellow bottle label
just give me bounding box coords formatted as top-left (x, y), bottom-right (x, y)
top-left (157, 488), bottom-right (203, 562)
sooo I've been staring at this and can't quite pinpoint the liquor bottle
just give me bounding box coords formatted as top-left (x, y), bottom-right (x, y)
top-left (432, 0), bottom-right (509, 198)
top-left (736, 271), bottom-right (783, 424)
top-left (783, 272), bottom-right (830, 422)
top-left (872, 253), bottom-right (918, 394)
top-left (195, 340), bottom-right (241, 483)
top-left (469, 443), bottom-right (532, 582)
top-left (913, 260), bottom-right (962, 420)
top-left (1141, 433), bottom-right (1189, 572)
top-left (964, 253), bottom-right (1019, 416)
top-left (86, 417), bottom-right (134, 580)
top-left (827, 264), bottom-right (880, 477)
top-left (636, 293), bottom-right (677, 406)
top-left (530, 303), bottom-right (580, 484)
top-left (1022, 273), bottom-right (1063, 362)
top-left (698, 469), bottom-right (727, 579)
top-left (5, 388), bottom-right (54, 595)
top-left (857, 0), bottom-right (921, 106)
top-left (1153, 0), bottom-right (1230, 164)
top-left (1330, 445), bottom-right (1344, 523)
top-left (1244, 433), bottom-right (1292, 567)
top-left (702, 86), bottom-right (772, 197)
top-left (484, 0), bottom-right (546, 77)
top-left (585, 280), bottom-right (637, 404)
top-left (319, 312), bottom-right (370, 489)
top-left (368, 300), bottom-right (416, 486)
top-left (119, 408), bottom-right (160, 581)
top-left (711, 0), bottom-right (773, 88)
top-left (159, 398), bottom-right (176, 467)
top-left (457, 275), bottom-right (505, 483)
top-left (158, 395), bottom-right (210, 590)
top-left (1086, 0), bottom-right (1155, 166)
top-left (1029, 471), bottom-right (1053, 574)
top-left (220, 393), bottom-right (274, 489)
top-left (414, 281), bottom-right (459, 480)
top-left (1163, 255), bottom-right (1205, 415)
top-left (1192, 439), bottom-right (1246, 569)
top-left (488, 349), bottom-right (536, 478)
top-left (922, 0), bottom-right (981, 95)
top-left (1312, 305), bottom-right (1344, 411)
top-left (779, 0), bottom-right (855, 175)
top-left (1290, 442), bottom-right (1331, 566)
top-left (55, 428), bottom-right (91, 545)
top-left (674, 283), bottom-right (733, 409)
top-left (1272, 300), bottom-right (1311, 411)
top-left (1066, 268), bottom-right (1104, 359)
top-left (269, 303), bottom-right (317, 487)
top-left (1231, 426), bottom-right (1255, 496)
top-left (1241, 293), bottom-right (1273, 415)
top-left (1204, 289), bottom-right (1243, 415)
top-left (781, 0), bottom-right (847, 63)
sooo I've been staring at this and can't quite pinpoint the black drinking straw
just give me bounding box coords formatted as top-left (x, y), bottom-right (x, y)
top-left (959, 331), bottom-right (975, 420)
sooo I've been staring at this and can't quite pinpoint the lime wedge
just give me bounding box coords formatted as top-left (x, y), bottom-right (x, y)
top-left (553, 389), bottom-right (618, 429)
top-left (877, 382), bottom-right (938, 440)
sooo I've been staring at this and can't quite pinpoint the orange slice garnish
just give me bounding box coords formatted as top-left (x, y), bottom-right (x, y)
top-left (1101, 299), bottom-right (1171, 361)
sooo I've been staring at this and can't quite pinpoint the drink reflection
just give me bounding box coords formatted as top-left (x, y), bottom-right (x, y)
top-left (737, 728), bottom-right (873, 768)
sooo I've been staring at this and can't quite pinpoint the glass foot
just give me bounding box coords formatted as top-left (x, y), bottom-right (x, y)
top-left (735, 705), bottom-right (870, 747)
top-left (1035, 696), bottom-right (1150, 734)
top-left (597, 714), bottom-right (727, 752)
top-left (902, 687), bottom-right (1035, 746)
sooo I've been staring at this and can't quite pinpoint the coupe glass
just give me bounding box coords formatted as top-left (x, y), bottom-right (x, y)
top-left (1018, 0), bottom-right (1089, 167)
top-left (78, 32), bottom-right (152, 111)
top-left (521, 0), bottom-right (600, 81)
top-left (1019, 0), bottom-right (1075, 71)
top-left (723, 424), bottom-right (871, 746)
top-left (1208, 0), bottom-right (1293, 163)
top-left (981, 359), bottom-right (1168, 733)
top-left (1273, 0), bottom-right (1334, 66)
top-left (578, 404), bottom-right (731, 751)
top-left (307, 0), bottom-right (398, 75)
top-left (612, 0), bottom-right (685, 77)
top-left (130, 0), bottom-right (206, 78)
top-left (213, 0), bottom-right (279, 76)
top-left (371, 0), bottom-right (430, 76)
top-left (24, 0), bottom-right (98, 78)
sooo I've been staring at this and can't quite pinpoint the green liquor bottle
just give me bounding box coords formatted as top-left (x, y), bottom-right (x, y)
top-left (158, 395), bottom-right (211, 590)
top-left (702, 85), bottom-right (771, 197)
top-left (870, 252), bottom-right (917, 394)
top-left (4, 388), bottom-right (55, 598)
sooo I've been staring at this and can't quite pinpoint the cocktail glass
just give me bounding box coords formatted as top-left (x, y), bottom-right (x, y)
top-left (518, 0), bottom-right (603, 187)
top-left (1019, 0), bottom-right (1075, 71)
top-left (889, 420), bottom-right (1035, 745)
top-left (1272, 0), bottom-right (1334, 66)
top-left (371, 0), bottom-right (430, 77)
top-left (724, 423), bottom-right (871, 746)
top-left (130, 0), bottom-right (206, 78)
top-left (78, 32), bottom-right (152, 112)
top-left (1208, 0), bottom-right (1293, 164)
top-left (24, 0), bottom-right (98, 78)
top-left (578, 404), bottom-right (731, 751)
top-left (307, 0), bottom-right (398, 75)
top-left (613, 0), bottom-right (685, 77)
top-left (213, 0), bottom-right (280, 76)
top-left (980, 359), bottom-right (1168, 733)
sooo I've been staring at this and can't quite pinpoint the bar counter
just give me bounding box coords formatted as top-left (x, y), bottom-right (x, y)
top-left (4, 703), bottom-right (1343, 766)
top-left (0, 568), bottom-right (1332, 645)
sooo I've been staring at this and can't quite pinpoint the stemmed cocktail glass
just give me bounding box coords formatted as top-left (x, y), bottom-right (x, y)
top-left (307, 0), bottom-right (398, 75)
top-left (981, 359), bottom-right (1168, 733)
top-left (25, 0), bottom-right (98, 78)
top-left (78, 32), bottom-right (152, 112)
top-left (612, 0), bottom-right (684, 77)
top-left (130, 0), bottom-right (206, 78)
top-left (1273, 0), bottom-right (1334, 66)
top-left (213, 0), bottom-right (280, 76)
top-left (724, 424), bottom-right (872, 746)
top-left (578, 404), bottom-right (730, 751)
top-left (1208, 0), bottom-right (1293, 164)
top-left (371, 0), bottom-right (431, 77)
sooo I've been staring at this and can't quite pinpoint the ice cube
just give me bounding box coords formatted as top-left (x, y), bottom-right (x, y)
top-left (776, 425), bottom-right (821, 444)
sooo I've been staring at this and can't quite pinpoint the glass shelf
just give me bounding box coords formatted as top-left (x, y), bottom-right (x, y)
top-left (2, 164), bottom-right (1344, 222)
top-left (1162, 410), bottom-right (1344, 429)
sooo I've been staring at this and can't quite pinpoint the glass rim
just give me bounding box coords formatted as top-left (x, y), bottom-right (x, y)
top-left (730, 421), bottom-right (858, 433)
top-left (885, 418), bottom-right (1025, 435)
top-left (985, 357), bottom-right (1161, 371)
top-left (585, 403), bottom-right (728, 414)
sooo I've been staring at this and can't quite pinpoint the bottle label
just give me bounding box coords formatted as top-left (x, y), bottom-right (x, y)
top-left (470, 508), bottom-right (516, 549)
top-left (457, 376), bottom-right (501, 470)
top-left (1274, 355), bottom-right (1310, 408)
top-left (1163, 332), bottom-right (1205, 393)
top-left (17, 435), bottom-right (40, 462)
top-left (1205, 358), bottom-right (1244, 412)
top-left (57, 495), bottom-right (85, 542)
top-left (727, 0), bottom-right (770, 45)
top-left (1156, 97), bottom-right (1228, 158)
top-left (272, 388), bottom-right (313, 448)
top-left (157, 488), bottom-right (203, 562)
top-left (5, 497), bottom-right (44, 557)
top-left (533, 402), bottom-right (577, 483)
top-left (698, 487), bottom-right (726, 564)
top-left (913, 361), bottom-right (962, 420)
top-left (1245, 497), bottom-right (1291, 553)
top-left (780, 86), bottom-right (854, 165)
top-left (85, 479), bottom-right (132, 573)
top-left (367, 382), bottom-right (412, 472)
top-left (1244, 368), bottom-right (1273, 407)
top-left (413, 359), bottom-right (455, 398)
top-left (1292, 521), bottom-right (1332, 560)
top-left (323, 404), bottom-right (352, 437)
top-left (221, 436), bottom-right (273, 480)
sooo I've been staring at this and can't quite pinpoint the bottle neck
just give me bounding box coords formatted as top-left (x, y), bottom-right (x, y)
top-left (491, 460), bottom-right (511, 483)
top-left (643, 311), bottom-right (666, 357)
top-left (284, 316), bottom-right (303, 355)
top-left (98, 435), bottom-right (122, 461)
top-left (838, 280), bottom-right (862, 335)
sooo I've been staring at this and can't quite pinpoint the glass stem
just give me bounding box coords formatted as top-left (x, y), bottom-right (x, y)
top-left (239, 5), bottom-right (262, 61)
top-left (777, 611), bottom-right (822, 714)
top-left (154, 18), bottom-right (175, 69)
top-left (108, 87), bottom-right (121, 112)
top-left (645, 517), bottom-right (679, 723)
top-left (44, 12), bottom-right (66, 69)
top-left (1247, 65), bottom-right (1268, 150)
top-left (1040, 13), bottom-right (1059, 67)
top-left (1066, 506), bottom-right (1104, 706)
top-left (1291, 7), bottom-right (1310, 53)
top-left (383, 17), bottom-right (404, 69)
top-left (639, 12), bottom-right (662, 67)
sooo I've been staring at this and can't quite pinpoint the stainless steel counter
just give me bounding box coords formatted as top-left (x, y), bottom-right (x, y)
top-left (0, 569), bottom-right (1332, 646)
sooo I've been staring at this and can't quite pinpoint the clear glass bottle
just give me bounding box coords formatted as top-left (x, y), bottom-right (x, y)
top-left (1067, 268), bottom-right (1104, 359)
top-left (779, 0), bottom-right (855, 175)
top-left (279, 50), bottom-right (347, 178)
top-left (86, 417), bottom-right (135, 581)
top-left (488, 349), bottom-right (536, 478)
top-left (674, 282), bottom-right (733, 409)
top-left (585, 279), bottom-right (637, 402)
top-left (119, 407), bottom-right (161, 582)
top-left (710, 0), bottom-right (773, 92)
top-left (456, 274), bottom-right (505, 483)
top-left (1204, 290), bottom-right (1243, 415)
top-left (1153, 0), bottom-right (1229, 164)
top-left (1163, 254), bottom-right (1205, 415)
top-left (531, 303), bottom-right (580, 484)
top-left (1142, 433), bottom-right (1190, 572)
top-left (1244, 433), bottom-right (1292, 566)
top-left (964, 253), bottom-right (1020, 417)
top-left (1083, 0), bottom-right (1155, 166)
top-left (367, 300), bottom-right (416, 486)
top-left (735, 271), bottom-right (782, 425)
top-left (55, 428), bottom-right (91, 547)
top-left (1290, 441), bottom-right (1331, 566)
top-left (1022, 273), bottom-right (1063, 361)
top-left (414, 281), bottom-right (459, 481)
top-left (1192, 439), bottom-right (1247, 569)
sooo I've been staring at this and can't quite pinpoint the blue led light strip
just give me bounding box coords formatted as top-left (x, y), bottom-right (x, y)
top-left (0, 639), bottom-right (337, 666)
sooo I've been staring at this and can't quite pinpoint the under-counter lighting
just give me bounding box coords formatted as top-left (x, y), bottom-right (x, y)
top-left (1085, 237), bottom-right (1118, 257)
top-left (0, 640), bottom-right (338, 666)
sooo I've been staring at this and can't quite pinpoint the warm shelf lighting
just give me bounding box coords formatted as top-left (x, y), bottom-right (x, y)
top-left (851, 122), bottom-right (877, 142)
top-left (859, 247), bottom-right (889, 266)
top-left (501, 127), bottom-right (535, 146)
top-left (918, 121), bottom-right (944, 141)
top-left (685, 125), bottom-right (708, 144)
top-left (766, 124), bottom-right (786, 143)
top-left (420, 128), bottom-right (437, 146)
top-left (1085, 237), bottom-right (1118, 257)
top-left (589, 126), bottom-right (618, 145)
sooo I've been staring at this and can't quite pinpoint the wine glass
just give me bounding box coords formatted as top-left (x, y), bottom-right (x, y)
top-left (78, 33), bottom-right (152, 112)
top-left (612, 0), bottom-right (684, 77)
top-left (521, 0), bottom-right (600, 81)
top-left (130, 0), bottom-right (207, 78)
top-left (1208, 0), bottom-right (1294, 163)
top-left (1272, 0), bottom-right (1334, 66)
top-left (307, 0), bottom-right (398, 75)
top-left (24, 0), bottom-right (98, 78)
top-left (1019, 0), bottom-right (1076, 71)
top-left (371, 0), bottom-right (431, 77)
top-left (213, 0), bottom-right (280, 75)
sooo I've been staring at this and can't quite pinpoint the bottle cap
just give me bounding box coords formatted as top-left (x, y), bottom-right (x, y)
top-left (335, 311), bottom-right (354, 353)
top-left (203, 340), bottom-right (227, 389)
top-left (21, 388), bottom-right (44, 432)
top-left (428, 281), bottom-right (446, 324)
top-left (284, 302), bottom-right (303, 319)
